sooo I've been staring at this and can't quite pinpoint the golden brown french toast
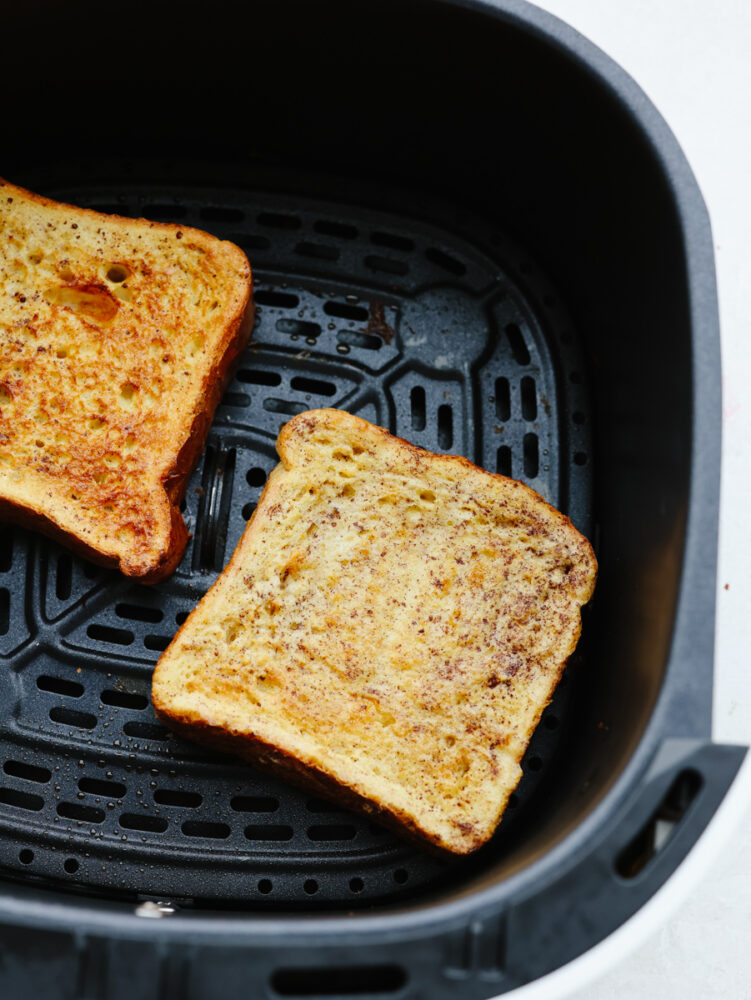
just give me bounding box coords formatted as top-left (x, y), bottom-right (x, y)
top-left (0, 178), bottom-right (253, 582)
top-left (152, 409), bottom-right (597, 853)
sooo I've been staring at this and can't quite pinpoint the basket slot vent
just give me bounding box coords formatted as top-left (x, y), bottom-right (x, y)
top-left (314, 219), bottom-right (358, 239)
top-left (231, 796), bottom-right (279, 813)
top-left (49, 707), bottom-right (96, 730)
top-left (201, 206), bottom-right (244, 222)
top-left (120, 813), bottom-right (169, 833)
top-left (497, 445), bottom-right (512, 477)
top-left (153, 789), bottom-right (202, 808)
top-left (437, 405), bottom-right (454, 450)
top-left (79, 777), bottom-right (126, 797)
top-left (123, 721), bottom-right (170, 741)
top-left (371, 231), bottom-right (414, 251)
top-left (290, 376), bottom-right (337, 397)
top-left (410, 386), bottom-right (426, 431)
top-left (55, 553), bottom-right (72, 599)
top-left (100, 689), bottom-right (148, 710)
top-left (245, 824), bottom-right (294, 841)
top-left (307, 824), bottom-right (357, 841)
top-left (337, 330), bottom-right (382, 351)
top-left (37, 675), bottom-right (84, 698)
top-left (115, 603), bottom-right (163, 624)
top-left (324, 301), bottom-right (368, 321)
top-left (257, 211), bottom-right (301, 230)
top-left (86, 624), bottom-right (134, 646)
top-left (0, 787), bottom-right (44, 811)
top-left (57, 801), bottom-right (105, 823)
top-left (4, 760), bottom-right (51, 784)
top-left (523, 433), bottom-right (539, 478)
top-left (254, 290), bottom-right (299, 309)
top-left (276, 319), bottom-right (322, 338)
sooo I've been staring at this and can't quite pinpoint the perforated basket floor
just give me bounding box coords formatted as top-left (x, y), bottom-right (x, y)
top-left (0, 180), bottom-right (591, 907)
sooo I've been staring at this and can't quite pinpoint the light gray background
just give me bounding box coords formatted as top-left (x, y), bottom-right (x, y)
top-left (530, 1), bottom-right (751, 996)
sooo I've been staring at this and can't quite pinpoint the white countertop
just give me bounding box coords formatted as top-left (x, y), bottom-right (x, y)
top-left (523, 1), bottom-right (751, 997)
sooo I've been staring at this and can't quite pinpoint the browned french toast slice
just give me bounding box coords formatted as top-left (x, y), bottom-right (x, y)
top-left (152, 409), bottom-right (597, 853)
top-left (0, 178), bottom-right (253, 581)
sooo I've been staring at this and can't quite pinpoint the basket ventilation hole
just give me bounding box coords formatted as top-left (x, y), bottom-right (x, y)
top-left (258, 878), bottom-right (273, 894)
top-left (115, 602), bottom-right (163, 624)
top-left (277, 318), bottom-right (321, 339)
top-left (19, 849), bottom-right (34, 865)
top-left (79, 777), bottom-right (126, 797)
top-left (254, 290), bottom-right (299, 309)
top-left (257, 211), bottom-right (301, 230)
top-left (437, 405), bottom-right (453, 450)
top-left (314, 219), bottom-right (358, 239)
top-left (87, 624), bottom-right (134, 646)
top-left (323, 300), bottom-right (368, 321)
top-left (616, 770), bottom-right (702, 879)
top-left (573, 452), bottom-right (588, 466)
top-left (4, 760), bottom-right (51, 783)
top-left (55, 553), bottom-right (72, 600)
top-left (64, 858), bottom-right (79, 874)
top-left (237, 369), bottom-right (281, 387)
top-left (307, 824), bottom-right (356, 842)
top-left (246, 467), bottom-right (267, 488)
top-left (201, 206), bottom-right (244, 223)
top-left (393, 869), bottom-right (409, 884)
top-left (410, 386), bottom-right (426, 432)
top-left (0, 788), bottom-right (44, 811)
top-left (143, 204), bottom-right (187, 221)
top-left (154, 789), bottom-right (202, 808)
top-left (497, 445), bottom-right (512, 478)
top-left (521, 376), bottom-right (537, 421)
top-left (231, 796), bottom-right (279, 813)
top-left (100, 689), bottom-right (148, 710)
top-left (495, 377), bottom-right (510, 422)
top-left (303, 879), bottom-right (319, 895)
top-left (349, 877), bottom-right (364, 893)
top-left (371, 231), bottom-right (414, 251)
top-left (271, 965), bottom-right (406, 998)
top-left (523, 433), bottom-right (539, 479)
top-left (290, 375), bottom-right (337, 397)
top-left (337, 330), bottom-right (381, 351)
top-left (263, 398), bottom-right (308, 416)
top-left (36, 675), bottom-right (84, 698)
top-left (49, 707), bottom-right (96, 730)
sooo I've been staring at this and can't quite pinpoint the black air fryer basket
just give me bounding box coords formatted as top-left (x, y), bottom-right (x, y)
top-left (0, 1), bottom-right (745, 996)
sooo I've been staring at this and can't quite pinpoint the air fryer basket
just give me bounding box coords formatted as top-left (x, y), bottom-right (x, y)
top-left (0, 0), bottom-right (745, 997)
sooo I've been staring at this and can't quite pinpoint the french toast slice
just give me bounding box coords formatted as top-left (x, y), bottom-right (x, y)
top-left (152, 409), bottom-right (597, 853)
top-left (0, 179), bottom-right (253, 582)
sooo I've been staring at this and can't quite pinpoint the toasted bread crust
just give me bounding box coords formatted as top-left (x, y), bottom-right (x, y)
top-left (0, 178), bottom-right (254, 581)
top-left (153, 410), bottom-right (597, 853)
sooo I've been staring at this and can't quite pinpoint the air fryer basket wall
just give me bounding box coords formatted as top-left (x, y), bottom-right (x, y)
top-left (0, 0), bottom-right (744, 997)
